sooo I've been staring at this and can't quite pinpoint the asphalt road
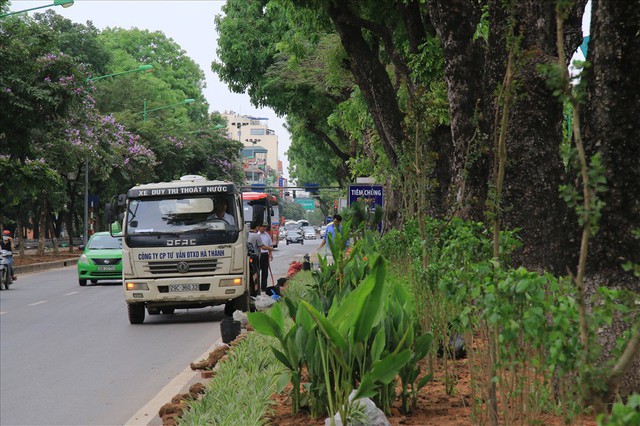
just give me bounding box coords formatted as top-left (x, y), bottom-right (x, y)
top-left (0, 238), bottom-right (320, 426)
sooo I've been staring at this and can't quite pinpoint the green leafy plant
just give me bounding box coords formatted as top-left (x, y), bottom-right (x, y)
top-left (597, 394), bottom-right (640, 426)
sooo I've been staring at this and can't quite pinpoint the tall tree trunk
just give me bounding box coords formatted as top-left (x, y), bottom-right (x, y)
top-left (582, 0), bottom-right (640, 397)
top-left (16, 216), bottom-right (25, 257)
top-left (48, 213), bottom-right (59, 254)
top-left (428, 0), bottom-right (578, 273)
top-left (496, 1), bottom-right (572, 274)
top-left (327, 3), bottom-right (404, 168)
top-left (65, 209), bottom-right (74, 253)
top-left (37, 194), bottom-right (46, 255)
top-left (426, 0), bottom-right (488, 221)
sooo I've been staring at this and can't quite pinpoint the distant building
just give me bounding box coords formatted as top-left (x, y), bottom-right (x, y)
top-left (222, 113), bottom-right (281, 186)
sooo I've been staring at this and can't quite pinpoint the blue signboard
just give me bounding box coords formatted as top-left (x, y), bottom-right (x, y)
top-left (348, 184), bottom-right (383, 209)
top-left (348, 184), bottom-right (383, 232)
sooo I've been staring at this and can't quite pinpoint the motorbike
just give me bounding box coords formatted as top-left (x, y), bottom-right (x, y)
top-left (0, 250), bottom-right (13, 290)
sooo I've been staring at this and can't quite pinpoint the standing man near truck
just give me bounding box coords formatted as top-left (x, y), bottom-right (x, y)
top-left (257, 221), bottom-right (274, 292)
top-left (247, 221), bottom-right (262, 296)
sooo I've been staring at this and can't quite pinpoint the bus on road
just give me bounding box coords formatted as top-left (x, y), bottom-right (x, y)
top-left (242, 192), bottom-right (280, 247)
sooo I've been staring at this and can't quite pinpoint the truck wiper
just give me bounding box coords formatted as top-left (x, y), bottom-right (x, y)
top-left (183, 226), bottom-right (226, 234)
top-left (130, 230), bottom-right (179, 236)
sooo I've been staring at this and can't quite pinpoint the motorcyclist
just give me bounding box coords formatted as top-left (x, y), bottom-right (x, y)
top-left (1, 230), bottom-right (16, 281)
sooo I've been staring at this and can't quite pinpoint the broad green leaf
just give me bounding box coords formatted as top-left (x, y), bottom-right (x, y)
top-left (353, 255), bottom-right (387, 343)
top-left (295, 302), bottom-right (315, 333)
top-left (276, 372), bottom-right (291, 393)
top-left (301, 300), bottom-right (348, 355)
top-left (417, 372), bottom-right (434, 390)
top-left (352, 375), bottom-right (377, 400)
top-left (285, 329), bottom-right (301, 366)
top-left (370, 349), bottom-right (412, 384)
top-left (270, 300), bottom-right (285, 330)
top-left (370, 327), bottom-right (386, 363)
top-left (414, 333), bottom-right (434, 360)
top-left (272, 347), bottom-right (294, 370)
top-left (248, 311), bottom-right (283, 340)
top-left (329, 272), bottom-right (374, 337)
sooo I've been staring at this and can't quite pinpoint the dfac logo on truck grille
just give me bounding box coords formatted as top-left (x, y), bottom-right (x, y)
top-left (176, 261), bottom-right (190, 273)
top-left (167, 239), bottom-right (197, 246)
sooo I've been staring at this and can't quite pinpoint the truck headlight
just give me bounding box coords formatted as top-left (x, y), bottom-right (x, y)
top-left (126, 282), bottom-right (149, 291)
top-left (219, 278), bottom-right (242, 287)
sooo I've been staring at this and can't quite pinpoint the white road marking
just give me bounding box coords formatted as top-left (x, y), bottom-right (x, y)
top-left (65, 291), bottom-right (79, 296)
top-left (28, 301), bottom-right (47, 306)
top-left (0, 312), bottom-right (6, 315)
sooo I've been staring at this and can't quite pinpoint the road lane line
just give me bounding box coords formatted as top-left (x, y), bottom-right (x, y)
top-left (0, 312), bottom-right (6, 315)
top-left (124, 338), bottom-right (223, 426)
top-left (28, 301), bottom-right (47, 306)
top-left (65, 291), bottom-right (79, 296)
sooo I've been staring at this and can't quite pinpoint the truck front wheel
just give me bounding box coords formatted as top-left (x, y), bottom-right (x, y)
top-left (235, 290), bottom-right (250, 313)
top-left (128, 303), bottom-right (145, 324)
top-left (224, 291), bottom-right (250, 316)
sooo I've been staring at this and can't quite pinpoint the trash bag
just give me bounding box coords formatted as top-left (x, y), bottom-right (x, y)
top-left (252, 294), bottom-right (275, 311)
top-left (437, 333), bottom-right (467, 359)
top-left (287, 261), bottom-right (303, 278)
top-left (220, 318), bottom-right (241, 344)
top-left (232, 310), bottom-right (249, 328)
top-left (325, 390), bottom-right (390, 426)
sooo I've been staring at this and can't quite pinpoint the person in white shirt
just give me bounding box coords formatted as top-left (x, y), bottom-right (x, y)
top-left (246, 222), bottom-right (262, 295)
top-left (257, 221), bottom-right (274, 292)
top-left (209, 198), bottom-right (235, 225)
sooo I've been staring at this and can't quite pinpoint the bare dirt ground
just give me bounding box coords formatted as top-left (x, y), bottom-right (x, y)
top-left (263, 354), bottom-right (598, 426)
top-left (13, 251), bottom-right (81, 267)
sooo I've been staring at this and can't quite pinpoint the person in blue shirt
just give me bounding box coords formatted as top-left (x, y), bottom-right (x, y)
top-left (317, 214), bottom-right (343, 254)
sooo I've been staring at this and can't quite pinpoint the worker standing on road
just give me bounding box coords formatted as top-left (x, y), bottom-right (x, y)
top-left (257, 221), bottom-right (274, 293)
top-left (1, 230), bottom-right (16, 281)
top-left (247, 222), bottom-right (262, 296)
top-left (317, 214), bottom-right (344, 263)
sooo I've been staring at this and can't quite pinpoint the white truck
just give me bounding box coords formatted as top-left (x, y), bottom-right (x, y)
top-left (106, 175), bottom-right (250, 324)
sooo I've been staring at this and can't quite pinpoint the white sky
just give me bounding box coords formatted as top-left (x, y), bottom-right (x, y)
top-left (8, 0), bottom-right (291, 178)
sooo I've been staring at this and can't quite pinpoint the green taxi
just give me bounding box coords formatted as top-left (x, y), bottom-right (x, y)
top-left (77, 232), bottom-right (123, 286)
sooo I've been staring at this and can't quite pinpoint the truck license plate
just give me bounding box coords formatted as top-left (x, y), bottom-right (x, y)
top-left (98, 265), bottom-right (116, 271)
top-left (169, 284), bottom-right (199, 292)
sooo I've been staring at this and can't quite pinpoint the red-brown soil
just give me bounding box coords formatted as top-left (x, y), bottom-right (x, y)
top-left (13, 252), bottom-right (81, 267)
top-left (263, 356), bottom-right (598, 426)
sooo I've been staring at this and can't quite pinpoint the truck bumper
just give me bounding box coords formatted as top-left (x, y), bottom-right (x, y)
top-left (123, 274), bottom-right (245, 306)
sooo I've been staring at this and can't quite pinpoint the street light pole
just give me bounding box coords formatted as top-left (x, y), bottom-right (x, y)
top-left (141, 98), bottom-right (195, 122)
top-left (245, 138), bottom-right (261, 160)
top-left (87, 64), bottom-right (153, 82)
top-left (0, 0), bottom-right (74, 18)
top-left (83, 155), bottom-right (89, 246)
top-left (80, 65), bottom-right (152, 245)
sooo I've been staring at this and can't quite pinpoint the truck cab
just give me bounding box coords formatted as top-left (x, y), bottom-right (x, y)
top-left (107, 175), bottom-right (249, 324)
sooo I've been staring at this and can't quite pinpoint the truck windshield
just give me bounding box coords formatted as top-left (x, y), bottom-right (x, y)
top-left (126, 195), bottom-right (239, 235)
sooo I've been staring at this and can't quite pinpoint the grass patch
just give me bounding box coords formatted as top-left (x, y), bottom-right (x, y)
top-left (179, 331), bottom-right (286, 425)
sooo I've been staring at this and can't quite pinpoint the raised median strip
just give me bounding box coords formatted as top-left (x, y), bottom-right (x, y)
top-left (14, 258), bottom-right (79, 275)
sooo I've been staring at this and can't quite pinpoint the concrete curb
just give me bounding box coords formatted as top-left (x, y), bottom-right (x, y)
top-left (14, 258), bottom-right (79, 275)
